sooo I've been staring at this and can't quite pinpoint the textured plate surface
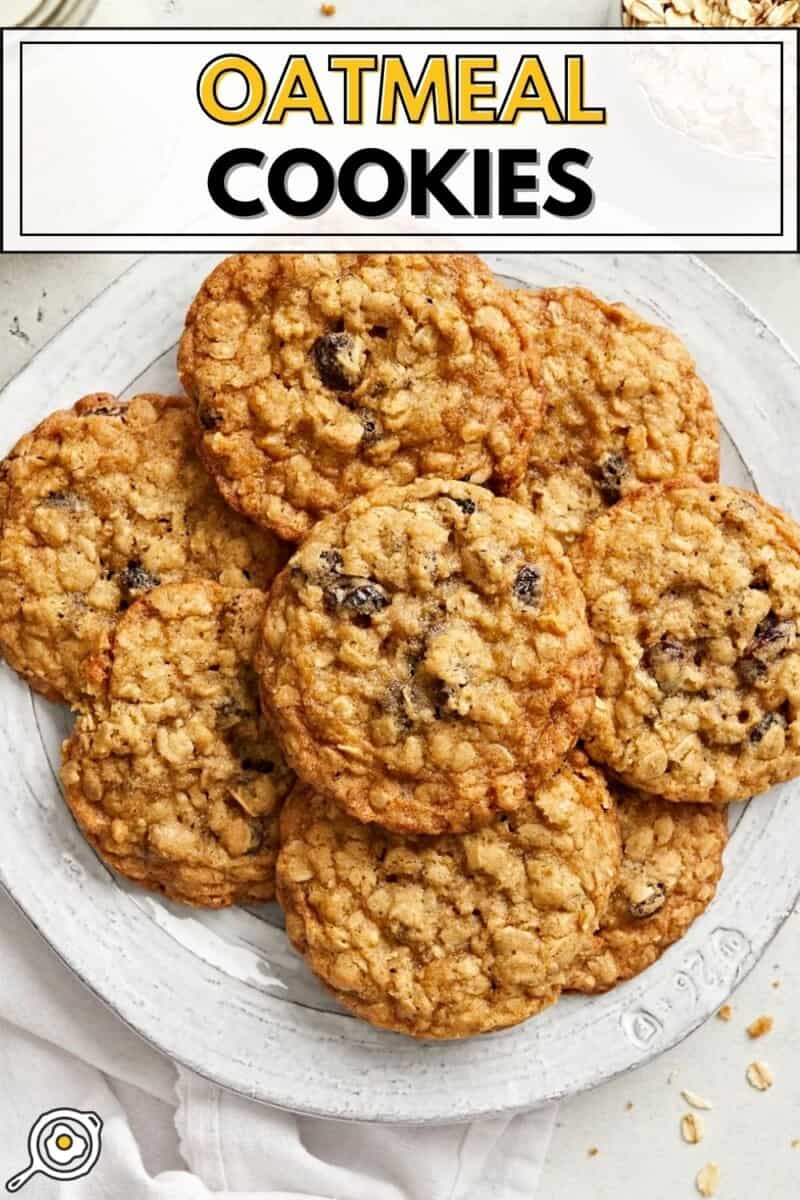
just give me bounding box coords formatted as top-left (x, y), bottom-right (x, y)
top-left (1, 253), bottom-right (800, 1123)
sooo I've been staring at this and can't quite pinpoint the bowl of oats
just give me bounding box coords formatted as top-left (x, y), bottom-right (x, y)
top-left (613, 0), bottom-right (799, 26)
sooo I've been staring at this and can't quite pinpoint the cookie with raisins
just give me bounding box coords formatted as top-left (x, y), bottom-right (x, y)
top-left (576, 480), bottom-right (800, 803)
top-left (567, 785), bottom-right (727, 993)
top-left (257, 479), bottom-right (598, 834)
top-left (511, 288), bottom-right (719, 551)
top-left (61, 582), bottom-right (294, 907)
top-left (178, 253), bottom-right (542, 542)
top-left (277, 755), bottom-right (621, 1039)
top-left (0, 393), bottom-right (286, 706)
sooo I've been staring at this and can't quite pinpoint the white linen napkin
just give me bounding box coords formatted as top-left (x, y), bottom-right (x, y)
top-left (0, 890), bottom-right (556, 1199)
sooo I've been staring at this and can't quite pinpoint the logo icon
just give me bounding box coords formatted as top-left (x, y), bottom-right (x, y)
top-left (5, 1108), bottom-right (103, 1193)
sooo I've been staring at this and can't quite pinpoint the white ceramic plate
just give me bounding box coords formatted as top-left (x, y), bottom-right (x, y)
top-left (1, 253), bottom-right (800, 1124)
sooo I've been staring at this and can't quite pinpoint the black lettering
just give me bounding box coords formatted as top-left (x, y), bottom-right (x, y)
top-left (473, 149), bottom-right (492, 217)
top-left (338, 149), bottom-right (406, 217)
top-left (267, 149), bottom-right (335, 218)
top-left (207, 148), bottom-right (266, 218)
top-left (410, 148), bottom-right (469, 217)
top-left (544, 149), bottom-right (594, 218)
top-left (498, 150), bottom-right (539, 217)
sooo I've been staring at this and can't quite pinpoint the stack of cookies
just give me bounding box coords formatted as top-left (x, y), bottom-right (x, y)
top-left (1, 253), bottom-right (798, 1041)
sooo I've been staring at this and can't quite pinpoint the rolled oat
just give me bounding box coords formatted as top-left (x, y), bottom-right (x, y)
top-left (696, 1163), bottom-right (721, 1198)
top-left (682, 1112), bottom-right (705, 1144)
top-left (746, 1060), bottom-right (774, 1090)
top-left (681, 1089), bottom-right (713, 1110)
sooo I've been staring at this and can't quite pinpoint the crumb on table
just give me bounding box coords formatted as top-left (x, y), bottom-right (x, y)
top-left (747, 1015), bottom-right (774, 1039)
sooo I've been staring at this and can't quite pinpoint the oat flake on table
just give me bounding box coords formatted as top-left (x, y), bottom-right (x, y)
top-left (696, 1162), bottom-right (721, 1198)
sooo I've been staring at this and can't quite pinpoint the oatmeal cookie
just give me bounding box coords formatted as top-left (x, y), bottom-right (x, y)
top-left (0, 393), bottom-right (286, 706)
top-left (567, 786), bottom-right (727, 993)
top-left (577, 480), bottom-right (800, 803)
top-left (258, 479), bottom-right (598, 834)
top-left (277, 755), bottom-right (621, 1039)
top-left (178, 253), bottom-right (542, 541)
top-left (61, 582), bottom-right (294, 908)
top-left (511, 288), bottom-right (719, 550)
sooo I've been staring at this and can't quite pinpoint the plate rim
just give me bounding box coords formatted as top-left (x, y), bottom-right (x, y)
top-left (1, 250), bottom-right (800, 1124)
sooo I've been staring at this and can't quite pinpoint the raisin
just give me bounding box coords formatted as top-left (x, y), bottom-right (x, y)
top-left (356, 408), bottom-right (383, 447)
top-left (450, 496), bottom-right (476, 515)
top-left (43, 491), bottom-right (79, 510)
top-left (644, 636), bottom-right (687, 666)
top-left (370, 325), bottom-right (388, 338)
top-left (628, 881), bottom-right (666, 919)
top-left (750, 711), bottom-right (788, 744)
top-left (748, 612), bottom-right (796, 662)
top-left (312, 331), bottom-right (364, 391)
top-left (343, 583), bottom-right (391, 616)
top-left (319, 548), bottom-right (343, 573)
top-left (118, 560), bottom-right (161, 608)
top-left (87, 404), bottom-right (126, 418)
top-left (644, 636), bottom-right (690, 695)
top-left (241, 758), bottom-right (275, 774)
top-left (596, 453), bottom-right (629, 505)
top-left (324, 577), bottom-right (391, 620)
top-left (513, 565), bottom-right (543, 608)
top-left (738, 614), bottom-right (796, 686)
top-left (383, 682), bottom-right (414, 733)
top-left (199, 406), bottom-right (223, 430)
top-left (323, 581), bottom-right (348, 613)
top-left (737, 657), bottom-right (767, 687)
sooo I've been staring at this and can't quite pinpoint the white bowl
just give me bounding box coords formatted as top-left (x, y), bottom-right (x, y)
top-left (7, 0), bottom-right (97, 26)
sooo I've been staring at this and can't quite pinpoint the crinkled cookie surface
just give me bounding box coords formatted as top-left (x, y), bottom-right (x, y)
top-left (277, 755), bottom-right (621, 1039)
top-left (577, 481), bottom-right (800, 803)
top-left (179, 253), bottom-right (542, 541)
top-left (61, 582), bottom-right (294, 907)
top-left (258, 479), bottom-right (599, 834)
top-left (512, 288), bottom-right (719, 550)
top-left (567, 786), bottom-right (727, 993)
top-left (0, 393), bottom-right (286, 706)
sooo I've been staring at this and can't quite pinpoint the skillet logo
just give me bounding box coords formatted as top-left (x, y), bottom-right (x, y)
top-left (5, 1108), bottom-right (103, 1193)
top-left (197, 51), bottom-right (606, 222)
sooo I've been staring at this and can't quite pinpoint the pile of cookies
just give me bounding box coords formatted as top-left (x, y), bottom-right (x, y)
top-left (2, 253), bottom-right (799, 1040)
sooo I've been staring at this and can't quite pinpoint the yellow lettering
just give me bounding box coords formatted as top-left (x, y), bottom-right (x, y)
top-left (457, 56), bottom-right (496, 122)
top-left (379, 56), bottom-right (452, 124)
top-left (500, 56), bottom-right (563, 124)
top-left (197, 54), bottom-right (266, 125)
top-left (565, 56), bottom-right (606, 123)
top-left (266, 56), bottom-right (332, 124)
top-left (329, 56), bottom-right (378, 123)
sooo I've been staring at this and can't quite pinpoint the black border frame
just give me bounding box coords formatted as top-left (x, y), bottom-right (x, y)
top-left (2, 26), bottom-right (798, 253)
